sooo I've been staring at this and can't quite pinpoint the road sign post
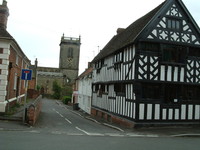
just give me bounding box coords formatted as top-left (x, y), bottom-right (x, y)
top-left (21, 69), bottom-right (32, 123)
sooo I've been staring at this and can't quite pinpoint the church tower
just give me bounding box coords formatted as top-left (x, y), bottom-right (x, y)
top-left (59, 34), bottom-right (81, 83)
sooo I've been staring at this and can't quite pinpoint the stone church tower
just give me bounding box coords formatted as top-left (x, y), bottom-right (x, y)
top-left (59, 34), bottom-right (81, 84)
top-left (33, 34), bottom-right (81, 95)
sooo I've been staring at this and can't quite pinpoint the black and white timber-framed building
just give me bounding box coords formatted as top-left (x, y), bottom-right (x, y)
top-left (91, 0), bottom-right (200, 126)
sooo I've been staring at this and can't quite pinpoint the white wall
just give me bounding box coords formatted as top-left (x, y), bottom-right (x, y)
top-left (78, 75), bottom-right (92, 114)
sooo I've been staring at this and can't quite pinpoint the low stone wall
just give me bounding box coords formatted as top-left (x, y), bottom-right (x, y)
top-left (26, 95), bottom-right (42, 126)
top-left (91, 107), bottom-right (135, 128)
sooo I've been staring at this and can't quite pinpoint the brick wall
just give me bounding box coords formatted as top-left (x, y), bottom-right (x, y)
top-left (91, 107), bottom-right (135, 128)
top-left (27, 95), bottom-right (42, 126)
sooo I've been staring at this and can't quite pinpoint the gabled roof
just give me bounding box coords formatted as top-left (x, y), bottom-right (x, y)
top-left (92, 1), bottom-right (166, 62)
top-left (92, 0), bottom-right (200, 63)
top-left (77, 67), bottom-right (93, 80)
top-left (0, 27), bottom-right (31, 64)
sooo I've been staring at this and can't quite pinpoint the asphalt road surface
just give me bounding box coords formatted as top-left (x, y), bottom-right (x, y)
top-left (0, 98), bottom-right (200, 150)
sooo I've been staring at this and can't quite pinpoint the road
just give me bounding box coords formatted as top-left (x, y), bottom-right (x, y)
top-left (35, 98), bottom-right (124, 136)
top-left (0, 98), bottom-right (200, 150)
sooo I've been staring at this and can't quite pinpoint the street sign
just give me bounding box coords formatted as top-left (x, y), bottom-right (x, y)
top-left (21, 69), bottom-right (32, 80)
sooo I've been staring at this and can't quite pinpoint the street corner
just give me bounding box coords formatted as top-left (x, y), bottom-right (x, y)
top-left (0, 119), bottom-right (31, 131)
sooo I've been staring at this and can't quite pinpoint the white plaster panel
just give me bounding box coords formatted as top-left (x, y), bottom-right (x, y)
top-left (175, 109), bottom-right (179, 120)
top-left (1, 69), bottom-right (8, 75)
top-left (0, 102), bottom-right (6, 112)
top-left (168, 109), bottom-right (173, 120)
top-left (0, 91), bottom-right (6, 96)
top-left (147, 104), bottom-right (152, 120)
top-left (174, 67), bottom-right (178, 81)
top-left (139, 104), bottom-right (145, 120)
top-left (2, 59), bottom-right (9, 65)
top-left (3, 48), bottom-right (10, 54)
top-left (0, 54), bottom-right (9, 59)
top-left (130, 102), bottom-right (133, 118)
top-left (160, 65), bottom-right (165, 81)
top-left (181, 105), bottom-right (186, 120)
top-left (195, 105), bottom-right (200, 120)
top-left (167, 66), bottom-right (172, 81)
top-left (180, 68), bottom-right (184, 82)
top-left (0, 95), bottom-right (5, 102)
top-left (133, 103), bottom-right (135, 119)
top-left (162, 109), bottom-right (167, 120)
top-left (188, 105), bottom-right (193, 120)
top-left (0, 86), bottom-right (6, 91)
top-left (154, 104), bottom-right (160, 120)
top-left (0, 64), bottom-right (8, 70)
top-left (0, 80), bottom-right (7, 86)
top-left (0, 75), bottom-right (7, 80)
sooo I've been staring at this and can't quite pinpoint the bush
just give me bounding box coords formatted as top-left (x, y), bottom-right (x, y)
top-left (52, 80), bottom-right (62, 99)
top-left (62, 96), bottom-right (71, 104)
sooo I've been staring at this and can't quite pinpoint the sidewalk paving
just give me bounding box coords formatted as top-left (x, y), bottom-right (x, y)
top-left (0, 99), bottom-right (36, 131)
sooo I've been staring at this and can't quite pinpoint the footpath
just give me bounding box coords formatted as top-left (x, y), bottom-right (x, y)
top-left (1, 99), bottom-right (200, 137)
top-left (0, 99), bottom-right (35, 131)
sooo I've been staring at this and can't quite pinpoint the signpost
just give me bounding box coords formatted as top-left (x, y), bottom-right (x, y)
top-left (21, 69), bottom-right (32, 123)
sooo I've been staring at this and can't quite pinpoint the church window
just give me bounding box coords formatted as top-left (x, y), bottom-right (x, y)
top-left (68, 47), bottom-right (73, 58)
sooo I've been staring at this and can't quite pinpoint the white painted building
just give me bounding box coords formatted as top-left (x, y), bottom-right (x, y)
top-left (77, 66), bottom-right (93, 114)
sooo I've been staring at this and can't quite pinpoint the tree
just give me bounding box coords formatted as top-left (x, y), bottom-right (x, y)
top-left (52, 80), bottom-right (62, 99)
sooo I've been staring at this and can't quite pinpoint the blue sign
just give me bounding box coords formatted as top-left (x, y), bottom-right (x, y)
top-left (21, 69), bottom-right (32, 80)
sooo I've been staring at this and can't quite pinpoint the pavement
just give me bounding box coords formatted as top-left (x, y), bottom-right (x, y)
top-left (1, 99), bottom-right (200, 137)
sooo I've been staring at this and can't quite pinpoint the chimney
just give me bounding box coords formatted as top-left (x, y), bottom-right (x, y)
top-left (116, 28), bottom-right (125, 34)
top-left (35, 58), bottom-right (38, 68)
top-left (0, 0), bottom-right (9, 29)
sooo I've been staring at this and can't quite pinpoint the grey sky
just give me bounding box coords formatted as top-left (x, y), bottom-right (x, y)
top-left (4, 0), bottom-right (200, 74)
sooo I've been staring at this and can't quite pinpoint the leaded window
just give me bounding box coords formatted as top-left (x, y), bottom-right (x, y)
top-left (167, 18), bottom-right (181, 30)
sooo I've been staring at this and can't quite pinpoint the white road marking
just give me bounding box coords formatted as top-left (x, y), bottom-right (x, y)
top-left (103, 123), bottom-right (124, 132)
top-left (52, 108), bottom-right (72, 124)
top-left (65, 118), bottom-right (72, 124)
top-left (75, 126), bottom-right (90, 135)
top-left (105, 133), bottom-right (125, 137)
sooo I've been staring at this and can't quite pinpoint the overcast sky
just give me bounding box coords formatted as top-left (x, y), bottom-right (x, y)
top-left (3, 0), bottom-right (200, 74)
